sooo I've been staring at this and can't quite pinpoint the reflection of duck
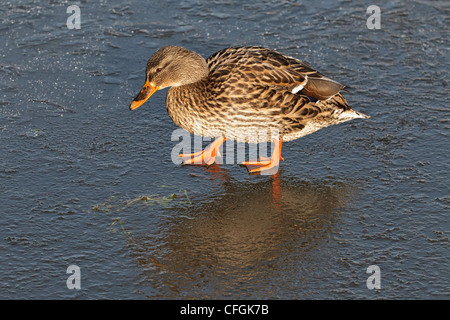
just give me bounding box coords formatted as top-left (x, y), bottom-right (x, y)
top-left (130, 46), bottom-right (369, 173)
top-left (128, 173), bottom-right (357, 298)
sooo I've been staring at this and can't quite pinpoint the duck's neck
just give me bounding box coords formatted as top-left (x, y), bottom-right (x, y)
top-left (169, 52), bottom-right (209, 87)
top-left (166, 80), bottom-right (209, 133)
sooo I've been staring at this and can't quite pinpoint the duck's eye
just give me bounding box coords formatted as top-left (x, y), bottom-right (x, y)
top-left (156, 68), bottom-right (162, 73)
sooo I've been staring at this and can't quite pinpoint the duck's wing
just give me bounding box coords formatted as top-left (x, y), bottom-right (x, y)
top-left (207, 46), bottom-right (345, 101)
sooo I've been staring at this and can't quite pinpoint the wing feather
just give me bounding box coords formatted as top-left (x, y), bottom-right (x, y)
top-left (206, 46), bottom-right (345, 100)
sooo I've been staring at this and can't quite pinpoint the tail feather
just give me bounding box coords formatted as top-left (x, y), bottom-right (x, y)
top-left (317, 93), bottom-right (370, 120)
top-left (341, 109), bottom-right (370, 120)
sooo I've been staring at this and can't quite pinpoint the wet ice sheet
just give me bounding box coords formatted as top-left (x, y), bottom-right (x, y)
top-left (0, 0), bottom-right (449, 299)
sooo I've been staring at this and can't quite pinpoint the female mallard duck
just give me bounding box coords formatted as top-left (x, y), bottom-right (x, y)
top-left (130, 46), bottom-right (369, 174)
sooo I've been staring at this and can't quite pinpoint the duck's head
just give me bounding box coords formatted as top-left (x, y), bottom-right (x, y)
top-left (129, 46), bottom-right (208, 110)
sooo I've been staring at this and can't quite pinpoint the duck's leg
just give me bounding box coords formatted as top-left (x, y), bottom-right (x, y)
top-left (179, 137), bottom-right (226, 166)
top-left (241, 139), bottom-right (283, 174)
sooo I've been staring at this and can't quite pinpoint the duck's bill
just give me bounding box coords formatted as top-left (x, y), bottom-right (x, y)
top-left (129, 80), bottom-right (159, 110)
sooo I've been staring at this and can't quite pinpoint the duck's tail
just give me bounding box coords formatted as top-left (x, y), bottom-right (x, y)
top-left (319, 93), bottom-right (370, 120)
top-left (341, 109), bottom-right (370, 120)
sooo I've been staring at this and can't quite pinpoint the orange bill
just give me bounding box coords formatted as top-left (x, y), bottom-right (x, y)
top-left (129, 79), bottom-right (159, 110)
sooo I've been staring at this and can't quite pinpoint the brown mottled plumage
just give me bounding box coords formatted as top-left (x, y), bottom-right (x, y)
top-left (130, 46), bottom-right (369, 173)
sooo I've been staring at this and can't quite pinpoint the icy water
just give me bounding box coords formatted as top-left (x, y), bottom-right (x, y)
top-left (0, 0), bottom-right (449, 299)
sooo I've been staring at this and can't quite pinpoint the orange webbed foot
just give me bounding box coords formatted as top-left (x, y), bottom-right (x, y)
top-left (179, 137), bottom-right (226, 166)
top-left (241, 139), bottom-right (283, 174)
top-left (243, 158), bottom-right (281, 174)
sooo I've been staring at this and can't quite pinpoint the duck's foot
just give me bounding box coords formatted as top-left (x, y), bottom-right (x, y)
top-left (241, 158), bottom-right (280, 174)
top-left (179, 137), bottom-right (226, 166)
top-left (241, 139), bottom-right (283, 174)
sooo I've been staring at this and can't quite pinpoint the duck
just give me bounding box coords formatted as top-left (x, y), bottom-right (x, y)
top-left (129, 45), bottom-right (369, 174)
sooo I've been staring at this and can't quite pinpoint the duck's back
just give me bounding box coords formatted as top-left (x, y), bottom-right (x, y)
top-left (166, 46), bottom-right (368, 143)
top-left (206, 46), bottom-right (345, 100)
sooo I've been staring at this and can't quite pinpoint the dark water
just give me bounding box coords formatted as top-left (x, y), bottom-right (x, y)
top-left (0, 0), bottom-right (449, 299)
